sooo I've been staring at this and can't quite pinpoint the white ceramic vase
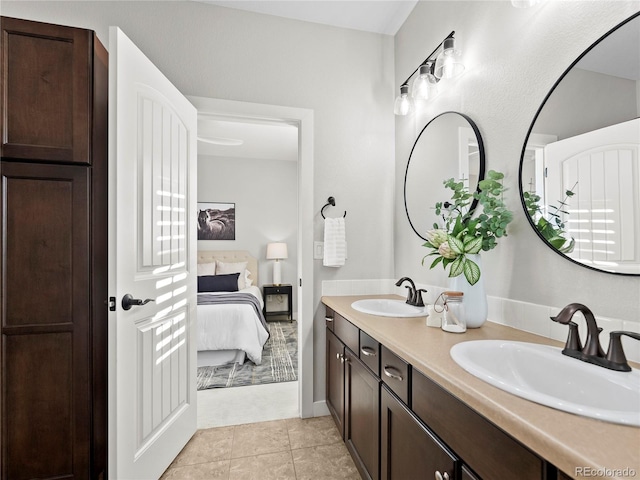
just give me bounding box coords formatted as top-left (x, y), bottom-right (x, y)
top-left (448, 254), bottom-right (488, 328)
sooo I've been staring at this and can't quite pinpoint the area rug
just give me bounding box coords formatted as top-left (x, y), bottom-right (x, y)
top-left (196, 320), bottom-right (298, 390)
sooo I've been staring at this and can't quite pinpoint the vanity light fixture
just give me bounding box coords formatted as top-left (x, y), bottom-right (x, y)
top-left (393, 84), bottom-right (415, 116)
top-left (434, 36), bottom-right (465, 79)
top-left (394, 31), bottom-right (464, 116)
top-left (411, 61), bottom-right (439, 101)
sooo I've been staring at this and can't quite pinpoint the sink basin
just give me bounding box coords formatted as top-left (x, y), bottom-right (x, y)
top-left (351, 299), bottom-right (428, 318)
top-left (450, 340), bottom-right (640, 426)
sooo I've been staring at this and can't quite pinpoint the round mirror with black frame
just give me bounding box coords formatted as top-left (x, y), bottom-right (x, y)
top-left (404, 111), bottom-right (486, 241)
top-left (519, 11), bottom-right (640, 276)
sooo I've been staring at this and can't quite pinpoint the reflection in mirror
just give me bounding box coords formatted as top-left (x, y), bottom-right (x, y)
top-left (404, 112), bottom-right (485, 241)
top-left (520, 12), bottom-right (640, 275)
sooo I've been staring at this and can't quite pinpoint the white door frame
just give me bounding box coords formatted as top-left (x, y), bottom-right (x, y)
top-left (187, 96), bottom-right (314, 418)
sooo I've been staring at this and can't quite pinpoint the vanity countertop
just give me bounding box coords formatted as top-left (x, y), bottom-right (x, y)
top-left (322, 294), bottom-right (640, 480)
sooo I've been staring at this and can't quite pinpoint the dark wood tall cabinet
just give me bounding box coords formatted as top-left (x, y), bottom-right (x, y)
top-left (0, 16), bottom-right (108, 479)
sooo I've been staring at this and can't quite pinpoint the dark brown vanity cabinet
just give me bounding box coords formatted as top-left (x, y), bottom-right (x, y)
top-left (0, 16), bottom-right (108, 480)
top-left (326, 328), bottom-right (346, 438)
top-left (324, 303), bottom-right (557, 480)
top-left (344, 348), bottom-right (380, 480)
top-left (381, 386), bottom-right (456, 480)
top-left (326, 309), bottom-right (381, 480)
top-left (412, 369), bottom-right (545, 480)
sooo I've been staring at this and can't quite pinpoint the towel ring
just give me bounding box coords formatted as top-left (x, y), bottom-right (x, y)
top-left (321, 196), bottom-right (347, 219)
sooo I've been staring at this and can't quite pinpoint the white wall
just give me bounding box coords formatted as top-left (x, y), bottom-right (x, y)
top-left (197, 155), bottom-right (298, 310)
top-left (0, 0), bottom-right (396, 405)
top-left (394, 2), bottom-right (640, 326)
top-left (535, 67), bottom-right (638, 140)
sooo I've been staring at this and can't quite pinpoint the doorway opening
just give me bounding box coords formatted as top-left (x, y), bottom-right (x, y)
top-left (188, 96), bottom-right (314, 427)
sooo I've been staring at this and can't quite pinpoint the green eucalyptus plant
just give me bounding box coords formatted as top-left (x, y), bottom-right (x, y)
top-left (422, 170), bottom-right (513, 285)
top-left (523, 182), bottom-right (577, 254)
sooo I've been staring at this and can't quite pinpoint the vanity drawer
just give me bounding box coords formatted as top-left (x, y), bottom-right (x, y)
top-left (325, 307), bottom-right (335, 332)
top-left (334, 312), bottom-right (359, 354)
top-left (412, 369), bottom-right (545, 480)
top-left (381, 346), bottom-right (410, 405)
top-left (359, 331), bottom-right (380, 377)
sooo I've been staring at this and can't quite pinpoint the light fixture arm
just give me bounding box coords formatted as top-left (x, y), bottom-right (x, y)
top-left (400, 31), bottom-right (455, 86)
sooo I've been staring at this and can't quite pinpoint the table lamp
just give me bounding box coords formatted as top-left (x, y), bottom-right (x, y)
top-left (266, 242), bottom-right (288, 285)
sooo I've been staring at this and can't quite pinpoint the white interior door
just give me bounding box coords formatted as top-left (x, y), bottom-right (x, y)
top-left (545, 118), bottom-right (639, 270)
top-left (108, 27), bottom-right (197, 479)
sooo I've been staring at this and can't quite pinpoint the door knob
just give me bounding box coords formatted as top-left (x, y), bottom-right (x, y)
top-left (121, 294), bottom-right (155, 311)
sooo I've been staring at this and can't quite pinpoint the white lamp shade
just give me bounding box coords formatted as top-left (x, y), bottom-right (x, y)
top-left (266, 242), bottom-right (288, 260)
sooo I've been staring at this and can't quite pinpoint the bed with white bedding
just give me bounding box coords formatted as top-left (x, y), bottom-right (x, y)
top-left (196, 251), bottom-right (269, 366)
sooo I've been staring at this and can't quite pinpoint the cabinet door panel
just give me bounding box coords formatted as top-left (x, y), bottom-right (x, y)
top-left (345, 349), bottom-right (380, 480)
top-left (0, 16), bottom-right (91, 163)
top-left (326, 328), bottom-right (345, 438)
top-left (381, 386), bottom-right (456, 480)
top-left (1, 161), bottom-right (91, 478)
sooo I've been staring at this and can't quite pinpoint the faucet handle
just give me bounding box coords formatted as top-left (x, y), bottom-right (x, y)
top-left (562, 321), bottom-right (583, 353)
top-left (605, 331), bottom-right (640, 372)
top-left (404, 285), bottom-right (415, 305)
top-left (413, 289), bottom-right (427, 307)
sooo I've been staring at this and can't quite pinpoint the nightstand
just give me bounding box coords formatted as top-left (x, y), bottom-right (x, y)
top-left (262, 284), bottom-right (293, 322)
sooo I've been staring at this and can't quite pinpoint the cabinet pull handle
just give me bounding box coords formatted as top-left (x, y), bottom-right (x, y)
top-left (434, 472), bottom-right (449, 480)
top-left (360, 346), bottom-right (377, 357)
top-left (383, 366), bottom-right (403, 381)
top-left (336, 353), bottom-right (341, 360)
top-left (325, 316), bottom-right (334, 322)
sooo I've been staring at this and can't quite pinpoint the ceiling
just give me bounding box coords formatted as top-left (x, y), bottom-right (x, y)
top-left (198, 116), bottom-right (299, 162)
top-left (194, 0), bottom-right (418, 35)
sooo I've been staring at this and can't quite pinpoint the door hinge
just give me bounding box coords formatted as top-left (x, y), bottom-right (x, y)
top-left (108, 296), bottom-right (116, 311)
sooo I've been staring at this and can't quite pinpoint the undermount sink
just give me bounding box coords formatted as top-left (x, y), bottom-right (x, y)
top-left (351, 299), bottom-right (428, 318)
top-left (450, 340), bottom-right (640, 427)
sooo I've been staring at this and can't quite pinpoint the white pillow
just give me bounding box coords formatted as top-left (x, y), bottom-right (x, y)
top-left (244, 269), bottom-right (253, 287)
top-left (216, 260), bottom-right (248, 289)
top-left (197, 262), bottom-right (216, 276)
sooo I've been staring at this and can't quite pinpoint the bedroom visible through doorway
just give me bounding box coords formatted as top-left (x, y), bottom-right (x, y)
top-left (190, 96), bottom-right (312, 427)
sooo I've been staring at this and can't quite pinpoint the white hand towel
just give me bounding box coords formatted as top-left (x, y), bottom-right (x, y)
top-left (323, 217), bottom-right (346, 267)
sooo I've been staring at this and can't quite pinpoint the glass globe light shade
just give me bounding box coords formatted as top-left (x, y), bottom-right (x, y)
top-left (411, 63), bottom-right (439, 101)
top-left (434, 37), bottom-right (465, 80)
top-left (393, 84), bottom-right (414, 116)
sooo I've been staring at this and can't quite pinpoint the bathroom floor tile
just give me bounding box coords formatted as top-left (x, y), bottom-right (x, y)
top-left (229, 451), bottom-right (296, 480)
top-left (231, 419), bottom-right (290, 458)
top-left (171, 425), bottom-right (234, 467)
top-left (160, 459), bottom-right (230, 479)
top-left (161, 415), bottom-right (359, 479)
top-left (285, 416), bottom-right (342, 449)
top-left (291, 443), bottom-right (360, 480)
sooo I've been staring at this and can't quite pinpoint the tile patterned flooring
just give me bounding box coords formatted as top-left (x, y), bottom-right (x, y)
top-left (161, 416), bottom-right (360, 480)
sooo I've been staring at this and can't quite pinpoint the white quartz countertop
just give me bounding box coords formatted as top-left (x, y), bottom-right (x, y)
top-left (322, 294), bottom-right (640, 480)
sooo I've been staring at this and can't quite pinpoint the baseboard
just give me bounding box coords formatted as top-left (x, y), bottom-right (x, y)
top-left (313, 400), bottom-right (330, 417)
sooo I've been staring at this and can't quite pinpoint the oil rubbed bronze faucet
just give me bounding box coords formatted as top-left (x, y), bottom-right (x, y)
top-left (395, 277), bottom-right (426, 307)
top-left (551, 303), bottom-right (639, 372)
